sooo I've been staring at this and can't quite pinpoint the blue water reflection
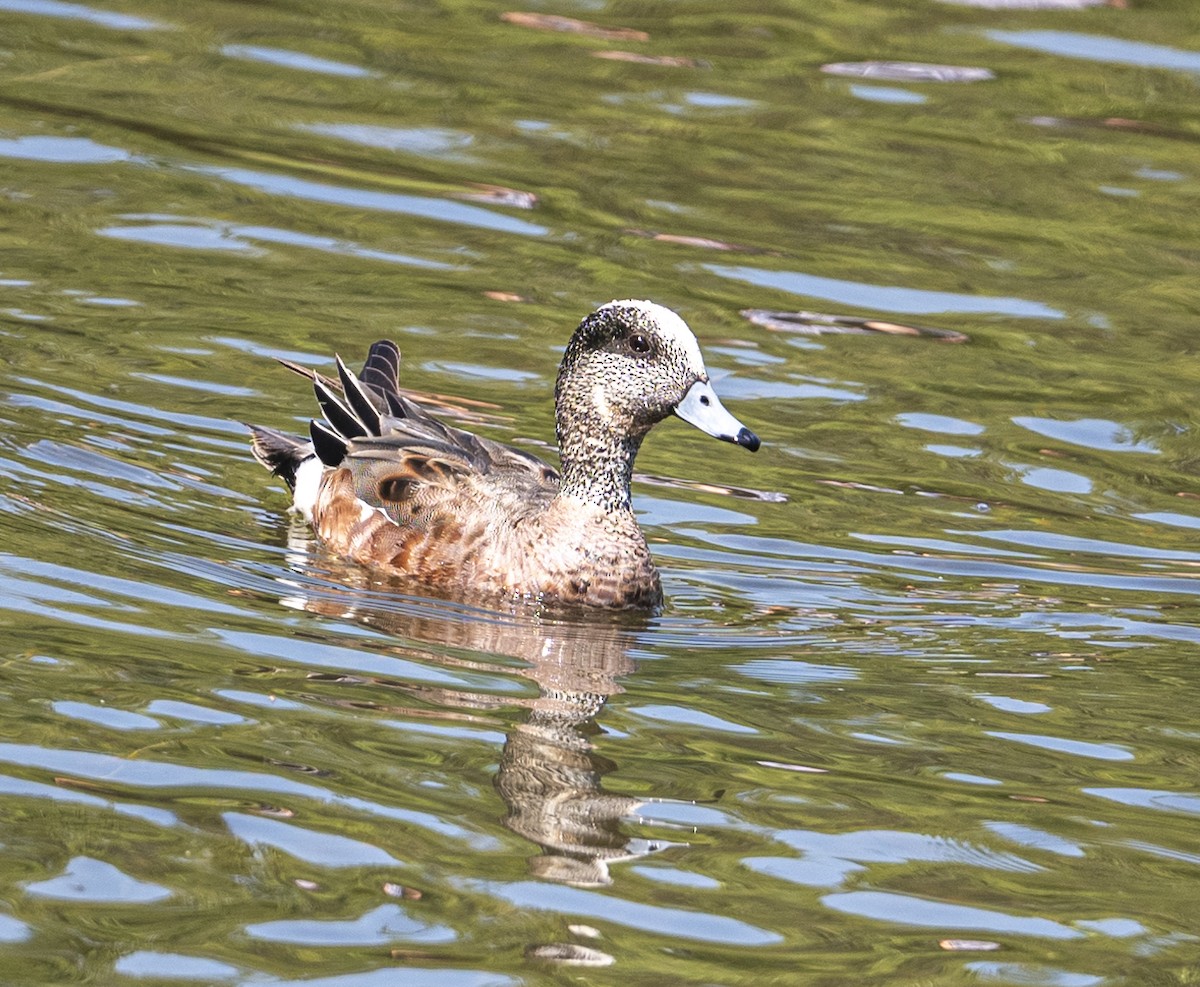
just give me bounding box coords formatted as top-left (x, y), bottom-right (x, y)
top-left (192, 166), bottom-right (549, 236)
top-left (100, 216), bottom-right (456, 268)
top-left (224, 811), bottom-right (402, 867)
top-left (246, 903), bottom-right (456, 945)
top-left (988, 30), bottom-right (1200, 73)
top-left (25, 857), bottom-right (171, 903)
top-left (114, 952), bottom-right (240, 981)
top-left (299, 123), bottom-right (476, 158)
top-left (0, 744), bottom-right (496, 845)
top-left (966, 963), bottom-right (1101, 987)
top-left (221, 44), bottom-right (373, 78)
top-left (706, 264), bottom-right (1065, 318)
top-left (1013, 416), bottom-right (1159, 454)
top-left (848, 84), bottom-right (928, 104)
top-left (0, 913), bottom-right (31, 944)
top-left (463, 879), bottom-right (782, 945)
top-left (0, 0), bottom-right (161, 29)
top-left (822, 890), bottom-right (1083, 939)
top-left (0, 135), bottom-right (132, 164)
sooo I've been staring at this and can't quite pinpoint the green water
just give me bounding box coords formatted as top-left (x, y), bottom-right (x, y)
top-left (2, 0), bottom-right (1200, 983)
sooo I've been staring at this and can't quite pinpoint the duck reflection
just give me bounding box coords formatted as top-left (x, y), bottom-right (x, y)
top-left (273, 551), bottom-right (680, 887)
top-left (495, 629), bottom-right (683, 888)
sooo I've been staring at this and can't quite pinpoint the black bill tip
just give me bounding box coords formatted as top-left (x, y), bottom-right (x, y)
top-left (735, 427), bottom-right (761, 452)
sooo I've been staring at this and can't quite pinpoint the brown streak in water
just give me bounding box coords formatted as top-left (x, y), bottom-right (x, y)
top-left (593, 51), bottom-right (701, 68)
top-left (625, 228), bottom-right (763, 252)
top-left (500, 12), bottom-right (649, 42)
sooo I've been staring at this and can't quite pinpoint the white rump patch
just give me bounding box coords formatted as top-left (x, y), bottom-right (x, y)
top-left (291, 455), bottom-right (324, 522)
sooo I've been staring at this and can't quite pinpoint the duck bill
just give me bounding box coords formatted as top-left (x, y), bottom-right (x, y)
top-left (674, 380), bottom-right (760, 452)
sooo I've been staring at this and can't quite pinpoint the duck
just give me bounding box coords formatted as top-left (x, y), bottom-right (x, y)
top-left (248, 299), bottom-right (760, 609)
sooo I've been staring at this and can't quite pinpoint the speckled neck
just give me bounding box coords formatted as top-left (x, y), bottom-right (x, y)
top-left (556, 427), bottom-right (644, 514)
top-left (551, 302), bottom-right (674, 515)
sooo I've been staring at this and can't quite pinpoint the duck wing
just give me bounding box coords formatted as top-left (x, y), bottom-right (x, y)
top-left (308, 341), bottom-right (561, 522)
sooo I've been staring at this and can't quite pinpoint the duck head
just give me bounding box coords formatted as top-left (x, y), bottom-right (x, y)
top-left (553, 300), bottom-right (759, 512)
top-left (555, 299), bottom-right (759, 452)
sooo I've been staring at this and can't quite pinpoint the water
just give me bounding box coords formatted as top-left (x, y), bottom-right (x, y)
top-left (2, 0), bottom-right (1200, 982)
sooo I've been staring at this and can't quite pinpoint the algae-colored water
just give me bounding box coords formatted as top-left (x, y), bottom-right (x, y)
top-left (2, 0), bottom-right (1199, 983)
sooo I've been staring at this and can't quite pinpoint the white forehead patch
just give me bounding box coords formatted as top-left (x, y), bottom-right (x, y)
top-left (601, 299), bottom-right (707, 372)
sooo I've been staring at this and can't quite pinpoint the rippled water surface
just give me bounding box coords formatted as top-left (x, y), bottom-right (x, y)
top-left (2, 0), bottom-right (1200, 983)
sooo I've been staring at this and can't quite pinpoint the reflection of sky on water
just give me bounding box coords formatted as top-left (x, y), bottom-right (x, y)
top-left (224, 811), bottom-right (401, 868)
top-left (706, 264), bottom-right (1064, 318)
top-left (0, 0), bottom-right (161, 29)
top-left (1013, 416), bottom-right (1159, 454)
top-left (114, 953), bottom-right (240, 981)
top-left (52, 699), bottom-right (160, 731)
top-left (0, 742), bottom-right (496, 845)
top-left (988, 30), bottom-right (1200, 73)
top-left (100, 215), bottom-right (455, 269)
top-left (988, 730), bottom-right (1134, 762)
top-left (964, 529), bottom-right (1200, 562)
top-left (679, 527), bottom-right (1200, 603)
top-left (0, 135), bottom-right (133, 164)
top-left (298, 123), bottom-right (476, 158)
top-left (0, 133), bottom-right (535, 247)
top-left (848, 84), bottom-right (927, 104)
top-left (221, 44), bottom-right (373, 78)
top-left (191, 166), bottom-right (548, 236)
top-left (824, 890), bottom-right (1084, 939)
top-left (26, 856), bottom-right (171, 903)
top-left (1016, 465), bottom-right (1093, 495)
top-left (461, 878), bottom-right (782, 945)
top-left (245, 902), bottom-right (455, 945)
top-left (897, 412), bottom-right (986, 436)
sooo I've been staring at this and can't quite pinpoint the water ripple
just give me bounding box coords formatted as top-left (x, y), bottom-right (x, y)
top-left (1012, 416), bottom-right (1159, 454)
top-left (987, 731), bottom-right (1134, 762)
top-left (220, 44), bottom-right (373, 78)
top-left (269, 969), bottom-right (517, 987)
top-left (0, 744), bottom-right (497, 847)
top-left (114, 952), bottom-right (240, 981)
top-left (706, 263), bottom-right (1065, 319)
top-left (0, 134), bottom-right (133, 163)
top-left (988, 30), bottom-right (1200, 74)
top-left (0, 913), bottom-right (31, 944)
top-left (245, 902), bottom-right (456, 945)
top-left (462, 878), bottom-right (782, 946)
top-left (1085, 788), bottom-right (1200, 817)
top-left (190, 165), bottom-right (549, 236)
top-left (100, 215), bottom-right (456, 269)
top-left (0, 0), bottom-right (162, 29)
top-left (26, 856), bottom-right (171, 903)
top-left (299, 123), bottom-right (476, 159)
top-left (0, 771), bottom-right (179, 827)
top-left (223, 811), bottom-right (402, 868)
top-left (53, 699), bottom-right (160, 731)
top-left (822, 889), bottom-right (1084, 939)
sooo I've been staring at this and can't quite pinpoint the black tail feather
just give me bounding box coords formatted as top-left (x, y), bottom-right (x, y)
top-left (247, 424), bottom-right (308, 489)
top-left (253, 340), bottom-right (404, 476)
top-left (313, 377), bottom-right (368, 441)
top-left (383, 390), bottom-right (410, 417)
top-left (310, 418), bottom-right (348, 466)
top-left (360, 340), bottom-right (401, 394)
top-left (335, 355), bottom-right (383, 435)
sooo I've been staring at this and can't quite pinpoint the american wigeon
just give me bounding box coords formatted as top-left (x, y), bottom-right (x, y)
top-left (248, 300), bottom-right (759, 608)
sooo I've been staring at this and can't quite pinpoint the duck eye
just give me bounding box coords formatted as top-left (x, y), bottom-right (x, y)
top-left (629, 333), bottom-right (651, 354)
